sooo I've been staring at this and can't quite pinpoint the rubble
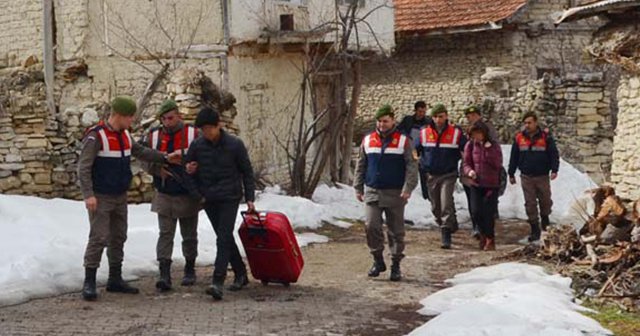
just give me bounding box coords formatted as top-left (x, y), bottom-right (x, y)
top-left (507, 186), bottom-right (640, 306)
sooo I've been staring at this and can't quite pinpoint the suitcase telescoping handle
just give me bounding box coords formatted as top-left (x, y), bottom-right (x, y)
top-left (241, 210), bottom-right (268, 239)
top-left (241, 210), bottom-right (264, 226)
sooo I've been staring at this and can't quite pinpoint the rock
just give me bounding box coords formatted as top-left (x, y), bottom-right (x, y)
top-left (175, 93), bottom-right (197, 102)
top-left (629, 77), bottom-right (640, 90)
top-left (19, 173), bottom-right (33, 184)
top-left (577, 92), bottom-right (603, 102)
top-left (130, 175), bottom-right (142, 189)
top-left (0, 170), bottom-right (11, 178)
top-left (67, 115), bottom-right (80, 127)
top-left (578, 114), bottom-right (604, 123)
top-left (0, 176), bottom-right (22, 191)
top-left (81, 108), bottom-right (99, 127)
top-left (0, 163), bottom-right (26, 171)
top-left (577, 129), bottom-right (597, 136)
top-left (4, 154), bottom-right (22, 163)
top-left (25, 138), bottom-right (48, 148)
top-left (22, 184), bottom-right (53, 193)
top-left (596, 139), bottom-right (614, 155)
top-left (33, 173), bottom-right (52, 185)
top-left (141, 173), bottom-right (153, 184)
top-left (582, 72), bottom-right (604, 83)
top-left (51, 171), bottom-right (70, 185)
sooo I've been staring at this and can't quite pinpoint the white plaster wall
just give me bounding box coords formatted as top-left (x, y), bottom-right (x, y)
top-left (0, 0), bottom-right (43, 68)
top-left (228, 53), bottom-right (308, 182)
top-left (229, 0), bottom-right (394, 52)
top-left (84, 0), bottom-right (224, 58)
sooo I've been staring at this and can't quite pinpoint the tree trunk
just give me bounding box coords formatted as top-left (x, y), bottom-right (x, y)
top-left (329, 70), bottom-right (343, 183)
top-left (134, 62), bottom-right (170, 127)
top-left (339, 58), bottom-right (361, 183)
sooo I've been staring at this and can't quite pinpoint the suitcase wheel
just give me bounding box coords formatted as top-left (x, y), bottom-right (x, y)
top-left (282, 282), bottom-right (290, 288)
top-left (261, 280), bottom-right (269, 286)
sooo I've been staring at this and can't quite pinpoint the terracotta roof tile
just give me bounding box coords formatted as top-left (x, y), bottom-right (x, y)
top-left (395, 0), bottom-right (528, 34)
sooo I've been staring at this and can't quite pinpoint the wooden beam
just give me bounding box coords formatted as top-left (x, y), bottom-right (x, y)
top-left (43, 0), bottom-right (57, 116)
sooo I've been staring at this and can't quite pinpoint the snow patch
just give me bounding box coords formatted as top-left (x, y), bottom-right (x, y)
top-left (300, 145), bottom-right (596, 229)
top-left (409, 263), bottom-right (612, 336)
top-left (0, 193), bottom-right (329, 306)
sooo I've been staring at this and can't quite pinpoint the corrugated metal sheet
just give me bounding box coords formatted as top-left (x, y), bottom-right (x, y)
top-left (556, 0), bottom-right (640, 24)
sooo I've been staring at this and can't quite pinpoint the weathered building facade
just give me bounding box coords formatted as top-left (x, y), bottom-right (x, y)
top-left (557, 0), bottom-right (640, 200)
top-left (358, 0), bottom-right (616, 184)
top-left (0, 0), bottom-right (393, 199)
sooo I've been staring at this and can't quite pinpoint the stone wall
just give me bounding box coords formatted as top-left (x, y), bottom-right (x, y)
top-left (0, 66), bottom-right (82, 198)
top-left (0, 64), bottom-right (236, 201)
top-left (610, 74), bottom-right (640, 200)
top-left (357, 0), bottom-right (611, 181)
top-left (487, 72), bottom-right (613, 184)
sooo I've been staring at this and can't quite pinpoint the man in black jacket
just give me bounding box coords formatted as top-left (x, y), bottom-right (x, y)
top-left (398, 101), bottom-right (431, 200)
top-left (508, 112), bottom-right (560, 242)
top-left (397, 101), bottom-right (431, 141)
top-left (185, 107), bottom-right (256, 300)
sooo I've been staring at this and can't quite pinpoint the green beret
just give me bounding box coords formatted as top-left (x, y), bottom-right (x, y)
top-left (111, 96), bottom-right (137, 116)
top-left (375, 104), bottom-right (394, 120)
top-left (158, 99), bottom-right (178, 117)
top-left (430, 103), bottom-right (447, 116)
top-left (464, 105), bottom-right (482, 115)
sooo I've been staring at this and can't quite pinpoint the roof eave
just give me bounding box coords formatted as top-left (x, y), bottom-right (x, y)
top-left (397, 22), bottom-right (504, 37)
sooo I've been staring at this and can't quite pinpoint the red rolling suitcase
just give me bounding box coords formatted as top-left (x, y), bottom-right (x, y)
top-left (239, 211), bottom-right (304, 286)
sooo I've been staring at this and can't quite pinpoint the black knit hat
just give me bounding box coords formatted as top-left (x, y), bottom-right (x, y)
top-left (195, 107), bottom-right (220, 127)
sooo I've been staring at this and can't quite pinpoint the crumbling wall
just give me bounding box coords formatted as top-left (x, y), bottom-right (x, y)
top-left (0, 67), bottom-right (80, 198)
top-left (0, 64), bottom-right (235, 202)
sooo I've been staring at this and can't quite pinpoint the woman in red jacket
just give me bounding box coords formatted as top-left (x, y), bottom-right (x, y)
top-left (463, 122), bottom-right (503, 251)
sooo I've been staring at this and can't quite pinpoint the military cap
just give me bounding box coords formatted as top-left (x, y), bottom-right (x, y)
top-left (430, 103), bottom-right (447, 116)
top-left (375, 104), bottom-right (394, 120)
top-left (110, 96), bottom-right (137, 116)
top-left (158, 99), bottom-right (178, 118)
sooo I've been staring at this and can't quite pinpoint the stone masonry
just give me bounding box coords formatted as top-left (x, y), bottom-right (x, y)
top-left (0, 64), bottom-right (236, 202)
top-left (611, 74), bottom-right (640, 200)
top-left (357, 0), bottom-right (614, 182)
top-left (487, 71), bottom-right (614, 184)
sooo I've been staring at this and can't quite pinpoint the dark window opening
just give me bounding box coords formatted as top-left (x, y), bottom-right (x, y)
top-left (280, 14), bottom-right (294, 31)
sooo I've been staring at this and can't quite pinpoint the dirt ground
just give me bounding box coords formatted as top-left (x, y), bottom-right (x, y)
top-left (0, 219), bottom-right (531, 336)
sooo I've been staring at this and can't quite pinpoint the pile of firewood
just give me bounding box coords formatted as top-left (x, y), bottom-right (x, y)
top-left (508, 186), bottom-right (640, 300)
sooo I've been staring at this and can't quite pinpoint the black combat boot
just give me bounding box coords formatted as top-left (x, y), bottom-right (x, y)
top-left (541, 215), bottom-right (550, 231)
top-left (389, 260), bottom-right (402, 282)
top-left (528, 220), bottom-right (541, 242)
top-left (181, 258), bottom-right (196, 286)
top-left (228, 272), bottom-right (249, 291)
top-left (106, 264), bottom-right (140, 294)
top-left (206, 275), bottom-right (224, 300)
top-left (441, 228), bottom-right (452, 249)
top-left (82, 267), bottom-right (98, 301)
top-left (156, 259), bottom-right (172, 291)
top-left (367, 254), bottom-right (387, 277)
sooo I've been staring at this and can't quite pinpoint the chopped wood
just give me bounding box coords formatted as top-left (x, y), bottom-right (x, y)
top-left (586, 244), bottom-right (599, 267)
